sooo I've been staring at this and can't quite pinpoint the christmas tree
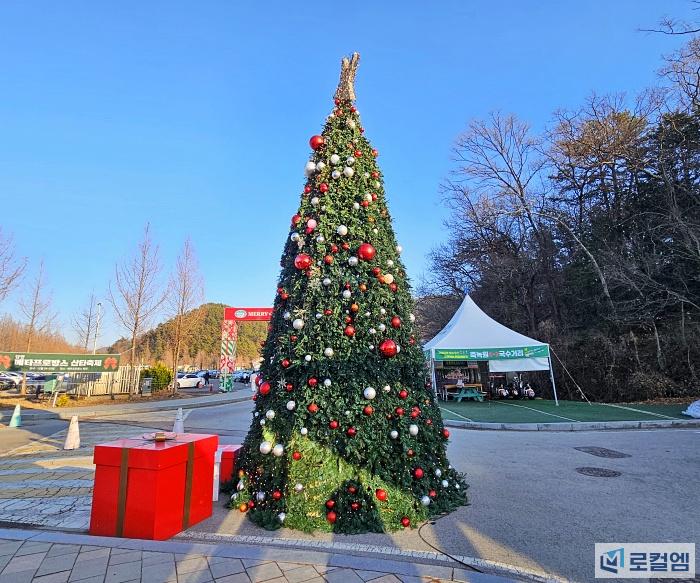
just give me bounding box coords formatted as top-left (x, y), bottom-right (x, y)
top-left (232, 53), bottom-right (467, 533)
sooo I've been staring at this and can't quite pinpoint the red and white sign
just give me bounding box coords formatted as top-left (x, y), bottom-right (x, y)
top-left (224, 307), bottom-right (273, 322)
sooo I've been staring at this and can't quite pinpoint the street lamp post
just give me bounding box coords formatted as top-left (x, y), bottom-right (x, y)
top-left (93, 302), bottom-right (103, 355)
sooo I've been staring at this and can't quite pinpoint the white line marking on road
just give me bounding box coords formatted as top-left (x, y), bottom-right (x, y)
top-left (439, 406), bottom-right (472, 422)
top-left (601, 403), bottom-right (679, 420)
top-left (495, 401), bottom-right (580, 422)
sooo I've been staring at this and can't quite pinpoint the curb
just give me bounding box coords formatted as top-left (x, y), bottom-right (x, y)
top-left (443, 418), bottom-right (700, 431)
top-left (0, 525), bottom-right (562, 583)
top-left (175, 530), bottom-right (564, 583)
top-left (0, 393), bottom-right (252, 423)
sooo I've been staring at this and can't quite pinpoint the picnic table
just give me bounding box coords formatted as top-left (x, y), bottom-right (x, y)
top-left (442, 383), bottom-right (486, 402)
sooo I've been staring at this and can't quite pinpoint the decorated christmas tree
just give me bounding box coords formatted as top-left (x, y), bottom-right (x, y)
top-left (232, 53), bottom-right (467, 533)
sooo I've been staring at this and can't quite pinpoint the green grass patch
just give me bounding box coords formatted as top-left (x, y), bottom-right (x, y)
top-left (439, 399), bottom-right (694, 424)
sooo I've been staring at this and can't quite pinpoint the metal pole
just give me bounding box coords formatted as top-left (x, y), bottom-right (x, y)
top-left (430, 349), bottom-right (439, 401)
top-left (548, 355), bottom-right (559, 406)
top-left (92, 302), bottom-right (103, 355)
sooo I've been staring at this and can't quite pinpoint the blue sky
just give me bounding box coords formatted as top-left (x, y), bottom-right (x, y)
top-left (0, 1), bottom-right (695, 346)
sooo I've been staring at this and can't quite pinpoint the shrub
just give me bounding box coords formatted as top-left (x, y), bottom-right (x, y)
top-left (55, 394), bottom-right (70, 407)
top-left (140, 363), bottom-right (173, 392)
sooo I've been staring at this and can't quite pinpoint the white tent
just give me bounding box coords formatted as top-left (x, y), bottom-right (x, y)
top-left (424, 295), bottom-right (558, 404)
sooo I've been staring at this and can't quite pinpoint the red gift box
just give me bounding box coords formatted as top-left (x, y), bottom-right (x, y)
top-left (218, 444), bottom-right (242, 484)
top-left (89, 433), bottom-right (218, 540)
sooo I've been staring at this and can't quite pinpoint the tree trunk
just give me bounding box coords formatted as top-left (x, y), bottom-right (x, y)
top-left (651, 320), bottom-right (665, 371)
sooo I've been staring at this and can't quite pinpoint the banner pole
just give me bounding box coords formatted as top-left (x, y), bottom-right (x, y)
top-left (548, 354), bottom-right (559, 406)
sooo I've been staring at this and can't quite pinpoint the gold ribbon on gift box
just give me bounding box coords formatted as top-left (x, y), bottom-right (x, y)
top-left (114, 440), bottom-right (196, 536)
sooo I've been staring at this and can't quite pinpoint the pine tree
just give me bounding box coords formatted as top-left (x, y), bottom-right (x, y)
top-left (232, 53), bottom-right (467, 533)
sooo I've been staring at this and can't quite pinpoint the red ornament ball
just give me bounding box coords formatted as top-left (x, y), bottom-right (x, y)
top-left (442, 428), bottom-right (450, 439)
top-left (324, 255), bottom-right (334, 265)
top-left (357, 243), bottom-right (376, 261)
top-left (413, 468), bottom-right (424, 479)
top-left (280, 292), bottom-right (289, 300)
top-left (285, 383), bottom-right (294, 392)
top-left (391, 316), bottom-right (401, 328)
top-left (325, 309), bottom-right (333, 316)
top-left (309, 135), bottom-right (325, 150)
top-left (346, 427), bottom-right (357, 437)
top-left (308, 377), bottom-right (318, 387)
top-left (398, 389), bottom-right (408, 399)
top-left (331, 244), bottom-right (339, 253)
top-left (292, 452), bottom-right (302, 461)
top-left (429, 489), bottom-right (437, 498)
top-left (272, 490), bottom-right (282, 500)
top-left (294, 253), bottom-right (312, 270)
top-left (329, 420), bottom-right (339, 429)
top-left (319, 183), bottom-right (329, 193)
top-left (291, 214), bottom-right (301, 225)
top-left (325, 499), bottom-right (335, 509)
top-left (290, 335), bottom-right (298, 342)
top-left (389, 283), bottom-right (398, 292)
top-left (341, 242), bottom-right (350, 250)
top-left (375, 489), bottom-right (388, 502)
top-left (281, 359), bottom-right (290, 369)
top-left (363, 405), bottom-right (374, 416)
top-left (304, 185), bottom-right (312, 194)
top-left (327, 511), bottom-right (337, 524)
top-left (259, 382), bottom-right (271, 396)
top-left (401, 516), bottom-right (410, 528)
top-left (307, 403), bottom-right (319, 414)
top-left (354, 149), bottom-right (362, 157)
top-left (347, 485), bottom-right (357, 494)
top-left (396, 407), bottom-right (405, 416)
top-left (379, 339), bottom-right (398, 358)
top-left (372, 267), bottom-right (381, 276)
top-left (344, 325), bottom-right (356, 337)
top-left (350, 502), bottom-right (360, 511)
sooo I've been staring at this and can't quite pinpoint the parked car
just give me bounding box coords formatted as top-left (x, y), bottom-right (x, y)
top-left (0, 373), bottom-right (19, 389)
top-left (232, 370), bottom-right (251, 383)
top-left (208, 369), bottom-right (220, 379)
top-left (175, 373), bottom-right (205, 389)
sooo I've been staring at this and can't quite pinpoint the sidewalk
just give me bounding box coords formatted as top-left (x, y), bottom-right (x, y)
top-left (0, 390), bottom-right (252, 423)
top-left (0, 528), bottom-right (516, 583)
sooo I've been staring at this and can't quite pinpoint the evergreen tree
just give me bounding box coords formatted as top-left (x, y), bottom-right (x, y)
top-left (232, 53), bottom-right (467, 533)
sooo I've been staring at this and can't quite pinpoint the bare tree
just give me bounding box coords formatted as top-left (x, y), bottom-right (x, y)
top-left (167, 238), bottom-right (204, 393)
top-left (0, 229), bottom-right (26, 305)
top-left (108, 224), bottom-right (166, 390)
top-left (19, 260), bottom-right (55, 394)
top-left (73, 293), bottom-right (98, 353)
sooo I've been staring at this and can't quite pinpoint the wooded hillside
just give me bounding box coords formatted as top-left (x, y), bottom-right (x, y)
top-left (422, 37), bottom-right (700, 403)
top-left (108, 302), bottom-right (267, 369)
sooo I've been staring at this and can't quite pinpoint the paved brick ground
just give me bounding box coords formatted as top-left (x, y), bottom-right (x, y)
top-left (0, 422), bottom-right (161, 530)
top-left (0, 530), bottom-right (512, 583)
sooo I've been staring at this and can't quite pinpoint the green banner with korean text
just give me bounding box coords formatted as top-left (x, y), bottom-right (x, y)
top-left (0, 352), bottom-right (120, 372)
top-left (433, 346), bottom-right (549, 361)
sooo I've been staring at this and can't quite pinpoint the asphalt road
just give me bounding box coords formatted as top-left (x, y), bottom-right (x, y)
top-left (0, 417), bottom-right (67, 455)
top-left (2, 392), bottom-right (698, 582)
top-left (188, 400), bottom-right (700, 581)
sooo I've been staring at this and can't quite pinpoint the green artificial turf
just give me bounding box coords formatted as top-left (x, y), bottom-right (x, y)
top-left (439, 399), bottom-right (691, 424)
